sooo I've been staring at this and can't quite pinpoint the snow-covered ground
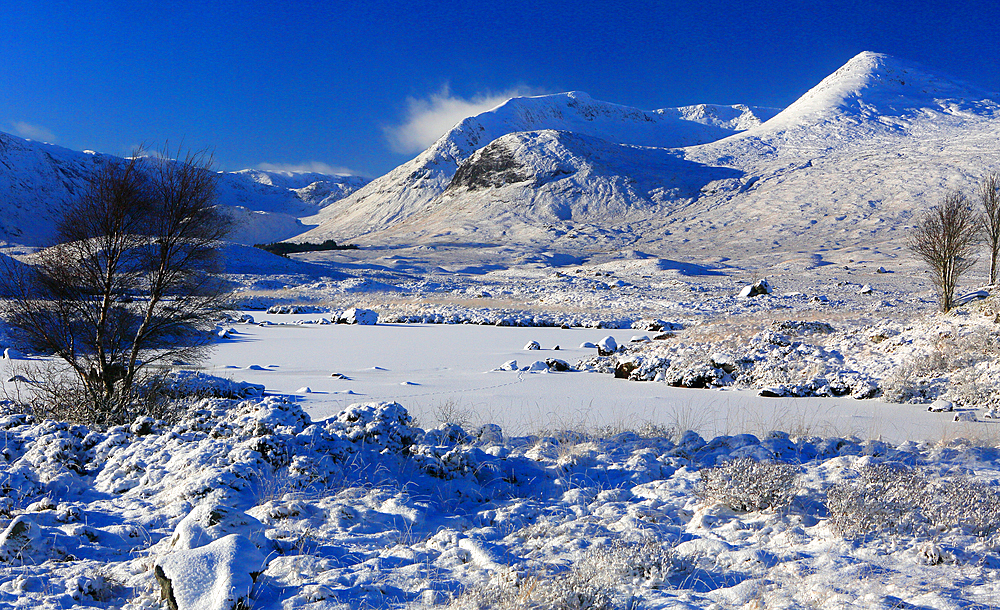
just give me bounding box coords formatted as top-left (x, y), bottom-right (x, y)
top-left (0, 377), bottom-right (999, 609)
top-left (2, 284), bottom-right (1000, 610)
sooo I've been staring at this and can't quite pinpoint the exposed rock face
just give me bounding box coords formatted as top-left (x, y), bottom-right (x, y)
top-left (449, 141), bottom-right (531, 190)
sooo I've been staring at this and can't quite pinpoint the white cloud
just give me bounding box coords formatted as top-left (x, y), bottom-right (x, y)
top-left (384, 85), bottom-right (538, 154)
top-left (256, 161), bottom-right (363, 177)
top-left (10, 121), bottom-right (57, 142)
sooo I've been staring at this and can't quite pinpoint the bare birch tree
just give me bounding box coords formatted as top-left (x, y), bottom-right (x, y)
top-left (978, 173), bottom-right (1000, 284)
top-left (0, 148), bottom-right (232, 425)
top-left (908, 191), bottom-right (981, 312)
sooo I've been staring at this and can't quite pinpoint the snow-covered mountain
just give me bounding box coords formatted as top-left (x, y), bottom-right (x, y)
top-left (300, 52), bottom-right (1000, 263)
top-left (676, 51), bottom-right (1000, 259)
top-left (0, 134), bottom-right (369, 246)
top-left (298, 93), bottom-right (778, 242)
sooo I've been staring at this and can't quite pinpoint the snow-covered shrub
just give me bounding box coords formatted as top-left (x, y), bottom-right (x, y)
top-left (153, 371), bottom-right (265, 400)
top-left (451, 539), bottom-right (673, 610)
top-left (827, 463), bottom-right (1000, 540)
top-left (879, 362), bottom-right (934, 404)
top-left (325, 401), bottom-right (420, 452)
top-left (880, 324), bottom-right (1000, 405)
top-left (698, 457), bottom-right (798, 512)
top-left (923, 477), bottom-right (1000, 538)
top-left (578, 319), bottom-right (876, 398)
top-left (826, 463), bottom-right (928, 539)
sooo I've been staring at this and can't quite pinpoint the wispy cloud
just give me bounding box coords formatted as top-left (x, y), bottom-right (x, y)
top-left (384, 85), bottom-right (539, 154)
top-left (10, 121), bottom-right (57, 142)
top-left (256, 161), bottom-right (363, 177)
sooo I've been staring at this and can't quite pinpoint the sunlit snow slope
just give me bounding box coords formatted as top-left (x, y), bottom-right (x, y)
top-left (300, 93), bottom-right (778, 244)
top-left (302, 52), bottom-right (1000, 260)
top-left (0, 134), bottom-right (368, 246)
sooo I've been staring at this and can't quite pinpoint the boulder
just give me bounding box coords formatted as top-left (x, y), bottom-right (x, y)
top-left (545, 358), bottom-right (570, 372)
top-left (928, 398), bottom-right (954, 413)
top-left (169, 504), bottom-right (271, 552)
top-left (339, 307), bottom-right (378, 325)
top-left (523, 340), bottom-right (541, 351)
top-left (597, 336), bottom-right (618, 356)
top-left (614, 361), bottom-right (637, 379)
top-left (156, 534), bottom-right (266, 610)
top-left (0, 515), bottom-right (45, 563)
top-left (496, 359), bottom-right (518, 371)
top-left (710, 353), bottom-right (736, 374)
top-left (737, 278), bottom-right (772, 298)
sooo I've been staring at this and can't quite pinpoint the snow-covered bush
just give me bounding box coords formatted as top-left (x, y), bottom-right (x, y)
top-left (879, 322), bottom-right (1000, 406)
top-left (325, 401), bottom-right (420, 452)
top-left (699, 457), bottom-right (798, 512)
top-left (826, 463), bottom-right (928, 539)
top-left (826, 463), bottom-right (1000, 540)
top-left (451, 539), bottom-right (673, 610)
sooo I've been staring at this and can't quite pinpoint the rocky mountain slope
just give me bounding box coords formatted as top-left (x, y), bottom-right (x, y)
top-left (0, 134), bottom-right (368, 246)
top-left (300, 53), bottom-right (1000, 266)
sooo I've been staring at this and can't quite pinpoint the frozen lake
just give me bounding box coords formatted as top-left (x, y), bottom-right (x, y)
top-left (205, 313), bottom-right (985, 442)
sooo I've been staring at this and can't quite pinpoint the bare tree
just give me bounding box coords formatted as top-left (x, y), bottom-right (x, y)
top-left (908, 191), bottom-right (981, 312)
top-left (0, 147), bottom-right (232, 425)
top-left (978, 173), bottom-right (1000, 284)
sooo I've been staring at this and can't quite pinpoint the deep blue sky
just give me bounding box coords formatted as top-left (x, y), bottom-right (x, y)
top-left (3, 1), bottom-right (998, 177)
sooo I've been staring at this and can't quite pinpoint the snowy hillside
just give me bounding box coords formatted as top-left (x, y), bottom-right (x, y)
top-left (675, 51), bottom-right (1000, 260)
top-left (0, 134), bottom-right (368, 246)
top-left (300, 53), bottom-right (1000, 267)
top-left (299, 93), bottom-right (778, 243)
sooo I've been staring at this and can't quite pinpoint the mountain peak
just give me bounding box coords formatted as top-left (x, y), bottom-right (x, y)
top-left (739, 51), bottom-right (998, 140)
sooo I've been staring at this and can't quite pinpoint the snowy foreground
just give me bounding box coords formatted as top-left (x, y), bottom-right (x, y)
top-left (0, 396), bottom-right (999, 609)
top-left (2, 307), bottom-right (1000, 609)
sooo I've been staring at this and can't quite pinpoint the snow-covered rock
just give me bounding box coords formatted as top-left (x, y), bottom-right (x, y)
top-left (597, 336), bottom-right (619, 356)
top-left (339, 307), bottom-right (378, 325)
top-left (495, 359), bottom-right (518, 371)
top-left (168, 504), bottom-right (272, 553)
top-left (929, 398), bottom-right (954, 413)
top-left (157, 534), bottom-right (266, 610)
top-left (0, 516), bottom-right (48, 563)
top-left (525, 360), bottom-right (549, 372)
top-left (524, 340), bottom-right (541, 350)
top-left (738, 279), bottom-right (773, 299)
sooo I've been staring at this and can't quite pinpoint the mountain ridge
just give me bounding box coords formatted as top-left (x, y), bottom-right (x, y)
top-left (299, 93), bottom-right (780, 242)
top-left (300, 52), bottom-right (1000, 261)
top-left (0, 133), bottom-right (369, 246)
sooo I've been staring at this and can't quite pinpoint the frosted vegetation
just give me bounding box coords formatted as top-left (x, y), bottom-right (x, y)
top-left (1, 395), bottom-right (1000, 609)
top-left (2, 51), bottom-right (1000, 608)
